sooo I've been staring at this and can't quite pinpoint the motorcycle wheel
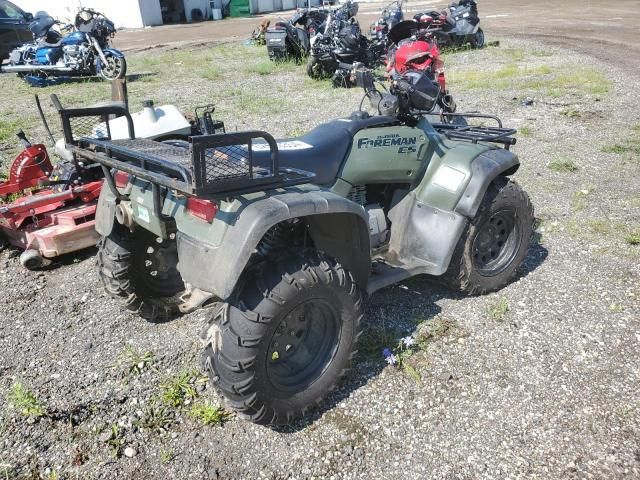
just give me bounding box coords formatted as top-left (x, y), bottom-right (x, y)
top-left (98, 54), bottom-right (127, 81)
top-left (306, 56), bottom-right (329, 79)
top-left (471, 28), bottom-right (485, 49)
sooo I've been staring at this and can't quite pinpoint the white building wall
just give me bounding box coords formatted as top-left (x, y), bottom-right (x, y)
top-left (13, 0), bottom-right (163, 28)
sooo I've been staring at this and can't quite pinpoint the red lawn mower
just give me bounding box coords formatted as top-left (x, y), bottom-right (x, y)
top-left (0, 96), bottom-right (134, 269)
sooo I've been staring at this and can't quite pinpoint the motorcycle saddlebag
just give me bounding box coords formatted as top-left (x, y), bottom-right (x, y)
top-left (266, 28), bottom-right (289, 60)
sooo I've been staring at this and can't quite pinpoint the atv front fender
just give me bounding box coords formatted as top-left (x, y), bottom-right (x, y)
top-left (455, 148), bottom-right (520, 217)
top-left (176, 189), bottom-right (370, 300)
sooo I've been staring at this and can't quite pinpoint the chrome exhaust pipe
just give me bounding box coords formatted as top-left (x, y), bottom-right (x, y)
top-left (1, 64), bottom-right (74, 73)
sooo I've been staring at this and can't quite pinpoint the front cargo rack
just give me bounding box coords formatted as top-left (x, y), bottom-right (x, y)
top-left (68, 132), bottom-right (314, 199)
top-left (432, 113), bottom-right (517, 149)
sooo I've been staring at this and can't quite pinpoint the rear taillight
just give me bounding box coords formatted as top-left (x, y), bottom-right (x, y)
top-left (186, 198), bottom-right (218, 223)
top-left (438, 72), bottom-right (446, 90)
top-left (114, 171), bottom-right (129, 188)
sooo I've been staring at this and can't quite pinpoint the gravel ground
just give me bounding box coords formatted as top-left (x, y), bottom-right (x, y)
top-left (0, 37), bottom-right (639, 479)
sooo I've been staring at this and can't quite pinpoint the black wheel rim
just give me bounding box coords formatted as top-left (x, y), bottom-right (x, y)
top-left (267, 299), bottom-right (340, 393)
top-left (139, 234), bottom-right (184, 296)
top-left (472, 209), bottom-right (519, 276)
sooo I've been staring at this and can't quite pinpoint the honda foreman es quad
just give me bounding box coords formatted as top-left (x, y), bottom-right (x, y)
top-left (70, 71), bottom-right (534, 426)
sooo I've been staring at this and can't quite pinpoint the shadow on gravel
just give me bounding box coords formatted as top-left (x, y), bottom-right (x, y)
top-left (519, 240), bottom-right (548, 280)
top-left (126, 72), bottom-right (158, 82)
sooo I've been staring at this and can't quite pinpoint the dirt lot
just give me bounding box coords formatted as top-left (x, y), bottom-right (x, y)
top-left (0, 1), bottom-right (639, 479)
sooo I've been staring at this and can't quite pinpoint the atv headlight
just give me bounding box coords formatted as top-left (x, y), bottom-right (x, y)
top-left (432, 165), bottom-right (466, 192)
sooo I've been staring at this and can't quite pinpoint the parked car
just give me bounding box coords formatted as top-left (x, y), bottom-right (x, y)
top-left (0, 0), bottom-right (33, 61)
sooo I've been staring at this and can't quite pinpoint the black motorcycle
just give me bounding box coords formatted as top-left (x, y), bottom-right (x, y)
top-left (415, 0), bottom-right (484, 49)
top-left (265, 8), bottom-right (328, 62)
top-left (370, 0), bottom-right (404, 41)
top-left (307, 1), bottom-right (385, 84)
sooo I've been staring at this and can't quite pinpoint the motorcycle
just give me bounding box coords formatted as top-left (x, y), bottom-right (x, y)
top-left (1, 8), bottom-right (126, 86)
top-left (370, 0), bottom-right (404, 41)
top-left (265, 8), bottom-right (328, 61)
top-left (414, 0), bottom-right (484, 49)
top-left (335, 21), bottom-right (458, 114)
top-left (307, 1), bottom-right (386, 84)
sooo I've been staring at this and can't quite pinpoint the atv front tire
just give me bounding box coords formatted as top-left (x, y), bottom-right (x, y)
top-left (201, 250), bottom-right (363, 425)
top-left (97, 226), bottom-right (184, 322)
top-left (444, 177), bottom-right (534, 294)
top-left (306, 56), bottom-right (328, 79)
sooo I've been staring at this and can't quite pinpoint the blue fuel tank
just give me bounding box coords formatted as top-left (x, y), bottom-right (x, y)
top-left (61, 31), bottom-right (86, 46)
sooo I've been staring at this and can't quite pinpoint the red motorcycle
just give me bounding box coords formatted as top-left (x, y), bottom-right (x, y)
top-left (384, 20), bottom-right (458, 117)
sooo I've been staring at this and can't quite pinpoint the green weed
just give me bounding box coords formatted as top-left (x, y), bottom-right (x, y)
top-left (135, 404), bottom-right (174, 432)
top-left (519, 124), bottom-right (533, 136)
top-left (625, 232), bottom-right (640, 246)
top-left (548, 157), bottom-right (578, 173)
top-left (560, 108), bottom-right (581, 118)
top-left (160, 449), bottom-right (175, 464)
top-left (112, 345), bottom-right (155, 377)
top-left (159, 370), bottom-right (205, 407)
top-left (488, 297), bottom-right (509, 321)
top-left (7, 382), bottom-right (45, 418)
top-left (188, 401), bottom-right (231, 426)
top-left (105, 424), bottom-right (125, 457)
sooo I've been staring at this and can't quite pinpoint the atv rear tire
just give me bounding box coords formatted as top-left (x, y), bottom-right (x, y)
top-left (444, 177), bottom-right (534, 295)
top-left (97, 226), bottom-right (184, 322)
top-left (201, 250), bottom-right (363, 425)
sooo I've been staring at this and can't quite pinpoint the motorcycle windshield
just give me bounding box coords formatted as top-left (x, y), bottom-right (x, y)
top-left (387, 20), bottom-right (421, 45)
top-left (29, 15), bottom-right (56, 38)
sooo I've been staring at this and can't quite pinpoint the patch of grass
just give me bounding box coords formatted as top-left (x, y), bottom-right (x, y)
top-left (560, 108), bottom-right (582, 118)
top-left (105, 424), bottom-right (125, 457)
top-left (160, 449), bottom-right (175, 464)
top-left (609, 303), bottom-right (624, 313)
top-left (548, 157), bottom-right (578, 173)
top-left (624, 232), bottom-right (640, 246)
top-left (243, 59), bottom-right (296, 76)
top-left (519, 124), bottom-right (533, 136)
top-left (188, 401), bottom-right (231, 426)
top-left (112, 345), bottom-right (155, 378)
top-left (159, 370), bottom-right (204, 408)
top-left (135, 404), bottom-right (174, 432)
top-left (571, 186), bottom-right (593, 212)
top-left (600, 127), bottom-right (640, 156)
top-left (7, 382), bottom-right (45, 418)
top-left (487, 297), bottom-right (509, 322)
top-left (0, 119), bottom-right (24, 143)
top-left (200, 65), bottom-right (222, 80)
top-left (586, 219), bottom-right (611, 235)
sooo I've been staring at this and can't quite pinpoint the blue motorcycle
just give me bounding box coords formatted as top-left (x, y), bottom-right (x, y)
top-left (1, 8), bottom-right (126, 85)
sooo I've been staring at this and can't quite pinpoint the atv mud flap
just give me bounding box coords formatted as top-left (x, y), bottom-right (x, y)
top-left (387, 191), bottom-right (466, 276)
top-left (95, 187), bottom-right (116, 237)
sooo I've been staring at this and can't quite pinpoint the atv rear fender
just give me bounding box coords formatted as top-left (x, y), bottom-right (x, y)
top-left (176, 189), bottom-right (371, 300)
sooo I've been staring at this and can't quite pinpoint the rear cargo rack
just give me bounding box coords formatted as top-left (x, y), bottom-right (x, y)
top-left (432, 113), bottom-right (517, 148)
top-left (68, 132), bottom-right (314, 199)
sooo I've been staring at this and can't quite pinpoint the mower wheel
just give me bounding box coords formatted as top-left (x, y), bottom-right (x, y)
top-left (201, 249), bottom-right (363, 425)
top-left (444, 177), bottom-right (534, 295)
top-left (20, 249), bottom-right (47, 270)
top-left (97, 227), bottom-right (185, 322)
top-left (306, 56), bottom-right (328, 79)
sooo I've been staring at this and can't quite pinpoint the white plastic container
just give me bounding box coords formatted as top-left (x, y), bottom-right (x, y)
top-left (212, 8), bottom-right (222, 20)
top-left (93, 100), bottom-right (192, 140)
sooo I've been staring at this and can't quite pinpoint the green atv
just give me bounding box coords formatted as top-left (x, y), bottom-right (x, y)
top-left (69, 72), bottom-right (534, 426)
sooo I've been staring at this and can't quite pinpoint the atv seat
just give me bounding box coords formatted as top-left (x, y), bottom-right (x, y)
top-left (253, 114), bottom-right (399, 185)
